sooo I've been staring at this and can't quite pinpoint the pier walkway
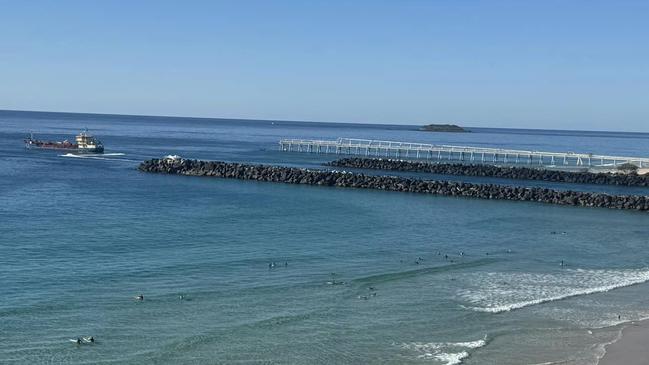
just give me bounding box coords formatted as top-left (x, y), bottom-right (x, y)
top-left (279, 138), bottom-right (649, 168)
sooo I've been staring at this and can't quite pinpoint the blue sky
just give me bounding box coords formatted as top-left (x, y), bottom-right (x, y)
top-left (0, 1), bottom-right (647, 131)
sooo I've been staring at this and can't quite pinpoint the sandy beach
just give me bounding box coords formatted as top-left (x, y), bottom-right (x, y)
top-left (599, 319), bottom-right (649, 365)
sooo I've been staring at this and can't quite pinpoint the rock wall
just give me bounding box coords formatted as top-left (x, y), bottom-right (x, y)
top-left (139, 158), bottom-right (649, 212)
top-left (327, 158), bottom-right (649, 187)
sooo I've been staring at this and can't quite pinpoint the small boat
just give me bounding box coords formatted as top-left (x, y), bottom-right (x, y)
top-left (25, 130), bottom-right (104, 153)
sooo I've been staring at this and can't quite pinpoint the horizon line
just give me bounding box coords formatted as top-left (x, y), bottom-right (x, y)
top-left (1, 108), bottom-right (647, 135)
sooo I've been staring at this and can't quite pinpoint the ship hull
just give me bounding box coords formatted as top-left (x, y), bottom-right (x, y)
top-left (25, 143), bottom-right (104, 154)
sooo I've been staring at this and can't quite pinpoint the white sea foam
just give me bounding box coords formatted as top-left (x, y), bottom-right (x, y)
top-left (59, 152), bottom-right (128, 161)
top-left (400, 337), bottom-right (486, 364)
top-left (456, 269), bottom-right (649, 314)
top-left (434, 351), bottom-right (469, 365)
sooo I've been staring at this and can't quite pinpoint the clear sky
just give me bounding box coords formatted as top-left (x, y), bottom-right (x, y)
top-left (1, 1), bottom-right (647, 131)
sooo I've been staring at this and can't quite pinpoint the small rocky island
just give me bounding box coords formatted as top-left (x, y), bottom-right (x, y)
top-left (419, 124), bottom-right (468, 132)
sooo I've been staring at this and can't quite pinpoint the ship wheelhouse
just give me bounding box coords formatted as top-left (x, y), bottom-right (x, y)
top-left (75, 130), bottom-right (104, 152)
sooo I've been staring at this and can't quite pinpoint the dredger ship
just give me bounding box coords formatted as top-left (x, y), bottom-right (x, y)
top-left (25, 130), bottom-right (104, 153)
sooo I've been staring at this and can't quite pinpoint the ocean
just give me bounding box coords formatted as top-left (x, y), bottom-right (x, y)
top-left (1, 110), bottom-right (649, 364)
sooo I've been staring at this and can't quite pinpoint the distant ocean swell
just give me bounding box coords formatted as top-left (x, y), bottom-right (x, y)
top-left (351, 258), bottom-right (499, 287)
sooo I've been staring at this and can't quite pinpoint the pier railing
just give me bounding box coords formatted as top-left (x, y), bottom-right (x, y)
top-left (279, 138), bottom-right (649, 168)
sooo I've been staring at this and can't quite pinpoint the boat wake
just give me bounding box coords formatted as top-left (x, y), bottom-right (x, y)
top-left (60, 152), bottom-right (127, 161)
top-left (100, 153), bottom-right (126, 156)
top-left (456, 269), bottom-right (649, 314)
top-left (399, 336), bottom-right (487, 364)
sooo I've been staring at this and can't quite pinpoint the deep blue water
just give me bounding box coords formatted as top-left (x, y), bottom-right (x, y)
top-left (1, 110), bottom-right (649, 365)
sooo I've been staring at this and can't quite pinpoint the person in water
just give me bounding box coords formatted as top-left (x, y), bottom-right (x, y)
top-left (135, 294), bottom-right (144, 301)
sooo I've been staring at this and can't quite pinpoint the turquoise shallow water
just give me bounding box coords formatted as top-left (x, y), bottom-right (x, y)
top-left (1, 111), bottom-right (649, 364)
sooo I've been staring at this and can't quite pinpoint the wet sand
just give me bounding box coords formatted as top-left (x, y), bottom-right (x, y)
top-left (599, 319), bottom-right (649, 365)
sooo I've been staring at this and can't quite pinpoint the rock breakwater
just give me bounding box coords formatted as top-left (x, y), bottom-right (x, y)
top-left (139, 158), bottom-right (649, 211)
top-left (327, 158), bottom-right (649, 187)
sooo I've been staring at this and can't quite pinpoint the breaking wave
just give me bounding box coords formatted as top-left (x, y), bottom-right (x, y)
top-left (457, 269), bottom-right (649, 313)
top-left (400, 336), bottom-right (487, 364)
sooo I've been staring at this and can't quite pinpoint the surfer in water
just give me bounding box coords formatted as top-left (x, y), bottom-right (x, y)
top-left (135, 294), bottom-right (144, 301)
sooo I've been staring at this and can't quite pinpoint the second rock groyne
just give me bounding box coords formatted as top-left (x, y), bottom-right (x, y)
top-left (326, 158), bottom-right (649, 187)
top-left (139, 158), bottom-right (649, 212)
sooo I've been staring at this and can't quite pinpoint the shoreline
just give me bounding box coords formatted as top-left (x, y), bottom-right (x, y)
top-left (598, 319), bottom-right (649, 365)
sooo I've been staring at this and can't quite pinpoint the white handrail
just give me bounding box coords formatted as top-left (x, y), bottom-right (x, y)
top-left (279, 138), bottom-right (649, 167)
